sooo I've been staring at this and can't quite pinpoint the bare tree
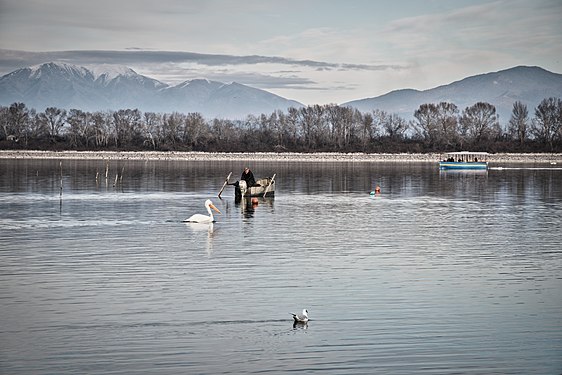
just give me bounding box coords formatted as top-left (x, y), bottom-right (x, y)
top-left (507, 101), bottom-right (529, 146)
top-left (91, 111), bottom-right (111, 148)
top-left (298, 105), bottom-right (325, 150)
top-left (371, 109), bottom-right (388, 140)
top-left (326, 105), bottom-right (355, 149)
top-left (459, 102), bottom-right (499, 148)
top-left (359, 112), bottom-right (374, 150)
top-left (37, 107), bottom-right (67, 142)
top-left (5, 97), bottom-right (562, 153)
top-left (382, 113), bottom-right (408, 141)
top-left (141, 112), bottom-right (162, 149)
top-left (184, 112), bottom-right (208, 150)
top-left (285, 107), bottom-right (300, 149)
top-left (414, 103), bottom-right (459, 149)
top-left (210, 118), bottom-right (238, 151)
top-left (29, 112), bottom-right (48, 141)
top-left (269, 110), bottom-right (288, 151)
top-left (67, 109), bottom-right (92, 147)
top-left (0, 106), bottom-right (9, 140)
top-left (436, 102), bottom-right (460, 148)
top-left (7, 102), bottom-right (31, 144)
top-left (112, 109), bottom-right (142, 147)
top-left (532, 97), bottom-right (562, 150)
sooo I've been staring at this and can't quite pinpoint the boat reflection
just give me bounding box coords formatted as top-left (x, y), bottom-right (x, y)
top-left (235, 196), bottom-right (274, 219)
top-left (439, 169), bottom-right (488, 177)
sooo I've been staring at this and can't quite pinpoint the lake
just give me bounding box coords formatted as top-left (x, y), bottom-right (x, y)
top-left (1, 158), bottom-right (561, 374)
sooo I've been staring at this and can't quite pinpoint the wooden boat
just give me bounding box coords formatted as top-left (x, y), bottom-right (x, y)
top-left (218, 172), bottom-right (276, 198)
top-left (439, 151), bottom-right (489, 170)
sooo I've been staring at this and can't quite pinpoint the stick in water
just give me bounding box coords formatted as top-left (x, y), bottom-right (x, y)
top-left (59, 161), bottom-right (63, 197)
top-left (218, 172), bottom-right (232, 198)
top-left (263, 173), bottom-right (276, 198)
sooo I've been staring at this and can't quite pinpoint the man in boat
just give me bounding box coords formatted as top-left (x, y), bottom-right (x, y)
top-left (227, 167), bottom-right (260, 195)
top-left (241, 167), bottom-right (259, 187)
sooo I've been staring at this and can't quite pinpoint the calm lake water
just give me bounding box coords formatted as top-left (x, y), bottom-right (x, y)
top-left (1, 158), bottom-right (561, 374)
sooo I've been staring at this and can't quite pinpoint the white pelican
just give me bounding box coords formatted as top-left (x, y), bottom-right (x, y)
top-left (184, 199), bottom-right (221, 223)
top-left (290, 309), bottom-right (309, 323)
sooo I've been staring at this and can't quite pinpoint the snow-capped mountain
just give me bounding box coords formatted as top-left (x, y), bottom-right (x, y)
top-left (88, 64), bottom-right (142, 83)
top-left (157, 78), bottom-right (301, 118)
top-left (1, 62), bottom-right (101, 110)
top-left (2, 63), bottom-right (561, 122)
top-left (343, 66), bottom-right (562, 124)
top-left (0, 62), bottom-right (303, 118)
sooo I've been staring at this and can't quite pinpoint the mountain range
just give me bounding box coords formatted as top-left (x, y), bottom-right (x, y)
top-left (0, 62), bottom-right (303, 119)
top-left (343, 66), bottom-right (562, 123)
top-left (1, 62), bottom-right (561, 123)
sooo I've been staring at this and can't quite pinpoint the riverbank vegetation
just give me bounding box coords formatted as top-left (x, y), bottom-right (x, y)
top-left (1, 98), bottom-right (561, 153)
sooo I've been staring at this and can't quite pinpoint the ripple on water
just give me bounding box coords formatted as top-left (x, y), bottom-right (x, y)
top-left (1, 160), bottom-right (561, 374)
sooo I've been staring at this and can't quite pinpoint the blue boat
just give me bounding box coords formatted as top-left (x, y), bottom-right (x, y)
top-left (439, 151), bottom-right (489, 170)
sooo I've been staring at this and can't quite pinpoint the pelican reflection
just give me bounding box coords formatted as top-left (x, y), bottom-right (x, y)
top-left (186, 222), bottom-right (215, 256)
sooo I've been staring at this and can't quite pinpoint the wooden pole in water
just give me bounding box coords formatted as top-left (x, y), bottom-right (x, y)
top-left (59, 161), bottom-right (63, 198)
top-left (58, 160), bottom-right (63, 213)
top-left (263, 173), bottom-right (276, 198)
top-left (105, 160), bottom-right (109, 188)
top-left (218, 172), bottom-right (232, 198)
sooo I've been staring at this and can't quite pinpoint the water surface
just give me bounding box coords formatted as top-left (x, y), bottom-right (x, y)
top-left (1, 159), bottom-right (561, 374)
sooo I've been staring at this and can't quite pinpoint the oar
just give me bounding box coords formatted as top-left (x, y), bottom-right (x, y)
top-left (218, 172), bottom-right (232, 198)
top-left (263, 173), bottom-right (276, 198)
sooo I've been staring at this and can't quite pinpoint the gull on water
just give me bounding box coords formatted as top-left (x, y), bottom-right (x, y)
top-left (291, 309), bottom-right (309, 323)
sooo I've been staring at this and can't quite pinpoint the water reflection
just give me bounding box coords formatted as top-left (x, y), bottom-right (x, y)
top-left (186, 222), bottom-right (215, 256)
top-left (438, 169), bottom-right (488, 177)
top-left (292, 321), bottom-right (308, 330)
top-left (235, 196), bottom-right (275, 219)
top-left (1, 159), bottom-right (561, 375)
top-left (237, 197), bottom-right (257, 218)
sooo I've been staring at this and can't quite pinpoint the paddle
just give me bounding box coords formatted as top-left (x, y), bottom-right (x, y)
top-left (218, 172), bottom-right (232, 198)
top-left (263, 173), bottom-right (276, 198)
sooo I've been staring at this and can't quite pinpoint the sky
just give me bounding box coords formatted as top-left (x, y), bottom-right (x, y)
top-left (0, 0), bottom-right (561, 105)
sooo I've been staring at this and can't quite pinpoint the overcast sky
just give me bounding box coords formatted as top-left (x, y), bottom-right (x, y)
top-left (1, 0), bottom-right (561, 105)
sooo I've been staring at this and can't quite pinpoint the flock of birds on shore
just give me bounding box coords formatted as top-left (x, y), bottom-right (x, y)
top-left (184, 199), bottom-right (309, 326)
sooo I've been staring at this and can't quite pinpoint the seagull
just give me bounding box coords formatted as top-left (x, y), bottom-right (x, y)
top-left (184, 199), bottom-right (221, 223)
top-left (290, 309), bottom-right (309, 323)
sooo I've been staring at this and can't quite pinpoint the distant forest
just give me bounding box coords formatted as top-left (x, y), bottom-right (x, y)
top-left (1, 97), bottom-right (561, 153)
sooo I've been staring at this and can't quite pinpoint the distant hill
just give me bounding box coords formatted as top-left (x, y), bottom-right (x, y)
top-left (0, 62), bottom-right (303, 119)
top-left (343, 66), bottom-right (562, 125)
top-left (2, 63), bottom-right (560, 124)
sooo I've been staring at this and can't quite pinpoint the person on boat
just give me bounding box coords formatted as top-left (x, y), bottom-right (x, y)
top-left (241, 167), bottom-right (258, 187)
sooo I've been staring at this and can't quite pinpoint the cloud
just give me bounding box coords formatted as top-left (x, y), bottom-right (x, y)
top-left (380, 0), bottom-right (562, 59)
top-left (0, 48), bottom-right (403, 71)
top-left (0, 48), bottom-right (405, 94)
top-left (1, 0), bottom-right (559, 105)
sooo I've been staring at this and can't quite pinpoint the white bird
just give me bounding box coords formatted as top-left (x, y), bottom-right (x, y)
top-left (184, 199), bottom-right (221, 223)
top-left (290, 309), bottom-right (309, 323)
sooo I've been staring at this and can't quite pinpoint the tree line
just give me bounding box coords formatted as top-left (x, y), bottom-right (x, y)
top-left (1, 98), bottom-right (561, 153)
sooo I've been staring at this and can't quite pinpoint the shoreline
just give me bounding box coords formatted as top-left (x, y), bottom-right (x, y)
top-left (1, 150), bottom-right (562, 163)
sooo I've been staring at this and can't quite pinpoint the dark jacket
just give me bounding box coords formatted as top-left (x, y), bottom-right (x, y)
top-left (241, 169), bottom-right (256, 187)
